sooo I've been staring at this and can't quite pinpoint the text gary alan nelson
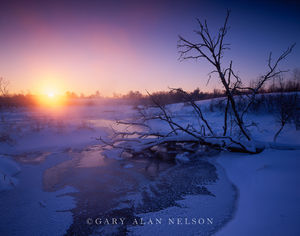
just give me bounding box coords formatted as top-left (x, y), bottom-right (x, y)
top-left (86, 217), bottom-right (214, 225)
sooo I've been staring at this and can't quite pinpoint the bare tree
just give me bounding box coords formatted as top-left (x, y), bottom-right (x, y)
top-left (0, 77), bottom-right (14, 144)
top-left (273, 97), bottom-right (297, 142)
top-left (0, 77), bottom-right (9, 97)
top-left (273, 80), bottom-right (299, 142)
top-left (99, 11), bottom-right (296, 157)
top-left (178, 10), bottom-right (295, 142)
top-left (0, 77), bottom-right (9, 111)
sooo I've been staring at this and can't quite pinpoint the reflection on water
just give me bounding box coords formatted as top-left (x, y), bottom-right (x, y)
top-left (88, 119), bottom-right (116, 128)
top-left (10, 151), bottom-right (51, 164)
top-left (42, 146), bottom-right (237, 236)
top-left (88, 118), bottom-right (146, 136)
top-left (77, 148), bottom-right (107, 168)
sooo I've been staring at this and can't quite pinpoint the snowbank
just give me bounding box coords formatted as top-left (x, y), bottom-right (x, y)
top-left (175, 152), bottom-right (190, 163)
top-left (0, 156), bottom-right (21, 191)
top-left (0, 153), bottom-right (77, 236)
top-left (216, 149), bottom-right (300, 236)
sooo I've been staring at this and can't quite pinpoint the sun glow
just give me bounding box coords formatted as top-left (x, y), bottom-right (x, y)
top-left (48, 92), bottom-right (55, 98)
top-left (36, 87), bottom-right (66, 108)
top-left (37, 93), bottom-right (66, 108)
top-left (33, 76), bottom-right (68, 108)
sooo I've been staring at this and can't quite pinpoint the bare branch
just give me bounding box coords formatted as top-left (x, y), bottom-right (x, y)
top-left (168, 87), bottom-right (214, 135)
top-left (0, 77), bottom-right (9, 96)
top-left (241, 43), bottom-right (296, 119)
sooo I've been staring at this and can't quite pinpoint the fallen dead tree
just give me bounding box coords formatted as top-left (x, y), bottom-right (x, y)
top-left (98, 10), bottom-right (296, 158)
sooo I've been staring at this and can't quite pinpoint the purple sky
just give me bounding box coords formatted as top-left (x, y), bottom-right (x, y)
top-left (0, 0), bottom-right (299, 96)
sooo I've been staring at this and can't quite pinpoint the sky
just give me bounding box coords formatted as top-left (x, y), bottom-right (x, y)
top-left (0, 0), bottom-right (299, 96)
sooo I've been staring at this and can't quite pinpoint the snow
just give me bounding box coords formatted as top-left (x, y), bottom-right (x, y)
top-left (0, 153), bottom-right (77, 236)
top-left (0, 156), bottom-right (21, 191)
top-left (118, 99), bottom-right (300, 235)
top-left (0, 97), bottom-right (299, 235)
top-left (127, 160), bottom-right (237, 236)
top-left (216, 149), bottom-right (300, 236)
top-left (123, 163), bottom-right (134, 168)
top-left (175, 152), bottom-right (190, 163)
top-left (0, 103), bottom-right (135, 235)
top-left (0, 103), bottom-right (135, 154)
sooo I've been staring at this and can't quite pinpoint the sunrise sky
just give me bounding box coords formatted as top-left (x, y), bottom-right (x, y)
top-left (0, 0), bottom-right (299, 96)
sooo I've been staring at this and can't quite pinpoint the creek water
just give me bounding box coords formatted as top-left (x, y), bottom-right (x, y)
top-left (40, 145), bottom-right (237, 236)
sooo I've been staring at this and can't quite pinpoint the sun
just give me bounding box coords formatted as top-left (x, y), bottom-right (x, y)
top-left (48, 92), bottom-right (55, 98)
top-left (34, 77), bottom-right (67, 108)
top-left (36, 89), bottom-right (66, 108)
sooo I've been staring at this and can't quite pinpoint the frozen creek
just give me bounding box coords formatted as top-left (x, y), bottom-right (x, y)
top-left (1, 144), bottom-right (237, 236)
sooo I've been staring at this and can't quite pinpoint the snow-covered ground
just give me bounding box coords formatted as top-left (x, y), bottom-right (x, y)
top-left (216, 149), bottom-right (300, 236)
top-left (0, 156), bottom-right (20, 191)
top-left (168, 99), bottom-right (300, 236)
top-left (0, 153), bottom-right (77, 236)
top-left (0, 99), bottom-right (299, 235)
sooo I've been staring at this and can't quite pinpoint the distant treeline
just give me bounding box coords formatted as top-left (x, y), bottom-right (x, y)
top-left (123, 72), bottom-right (300, 105)
top-left (1, 69), bottom-right (300, 108)
top-left (0, 94), bottom-right (37, 108)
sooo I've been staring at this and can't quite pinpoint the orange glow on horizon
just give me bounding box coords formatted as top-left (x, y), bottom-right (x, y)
top-left (35, 79), bottom-right (66, 108)
top-left (36, 93), bottom-right (66, 108)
